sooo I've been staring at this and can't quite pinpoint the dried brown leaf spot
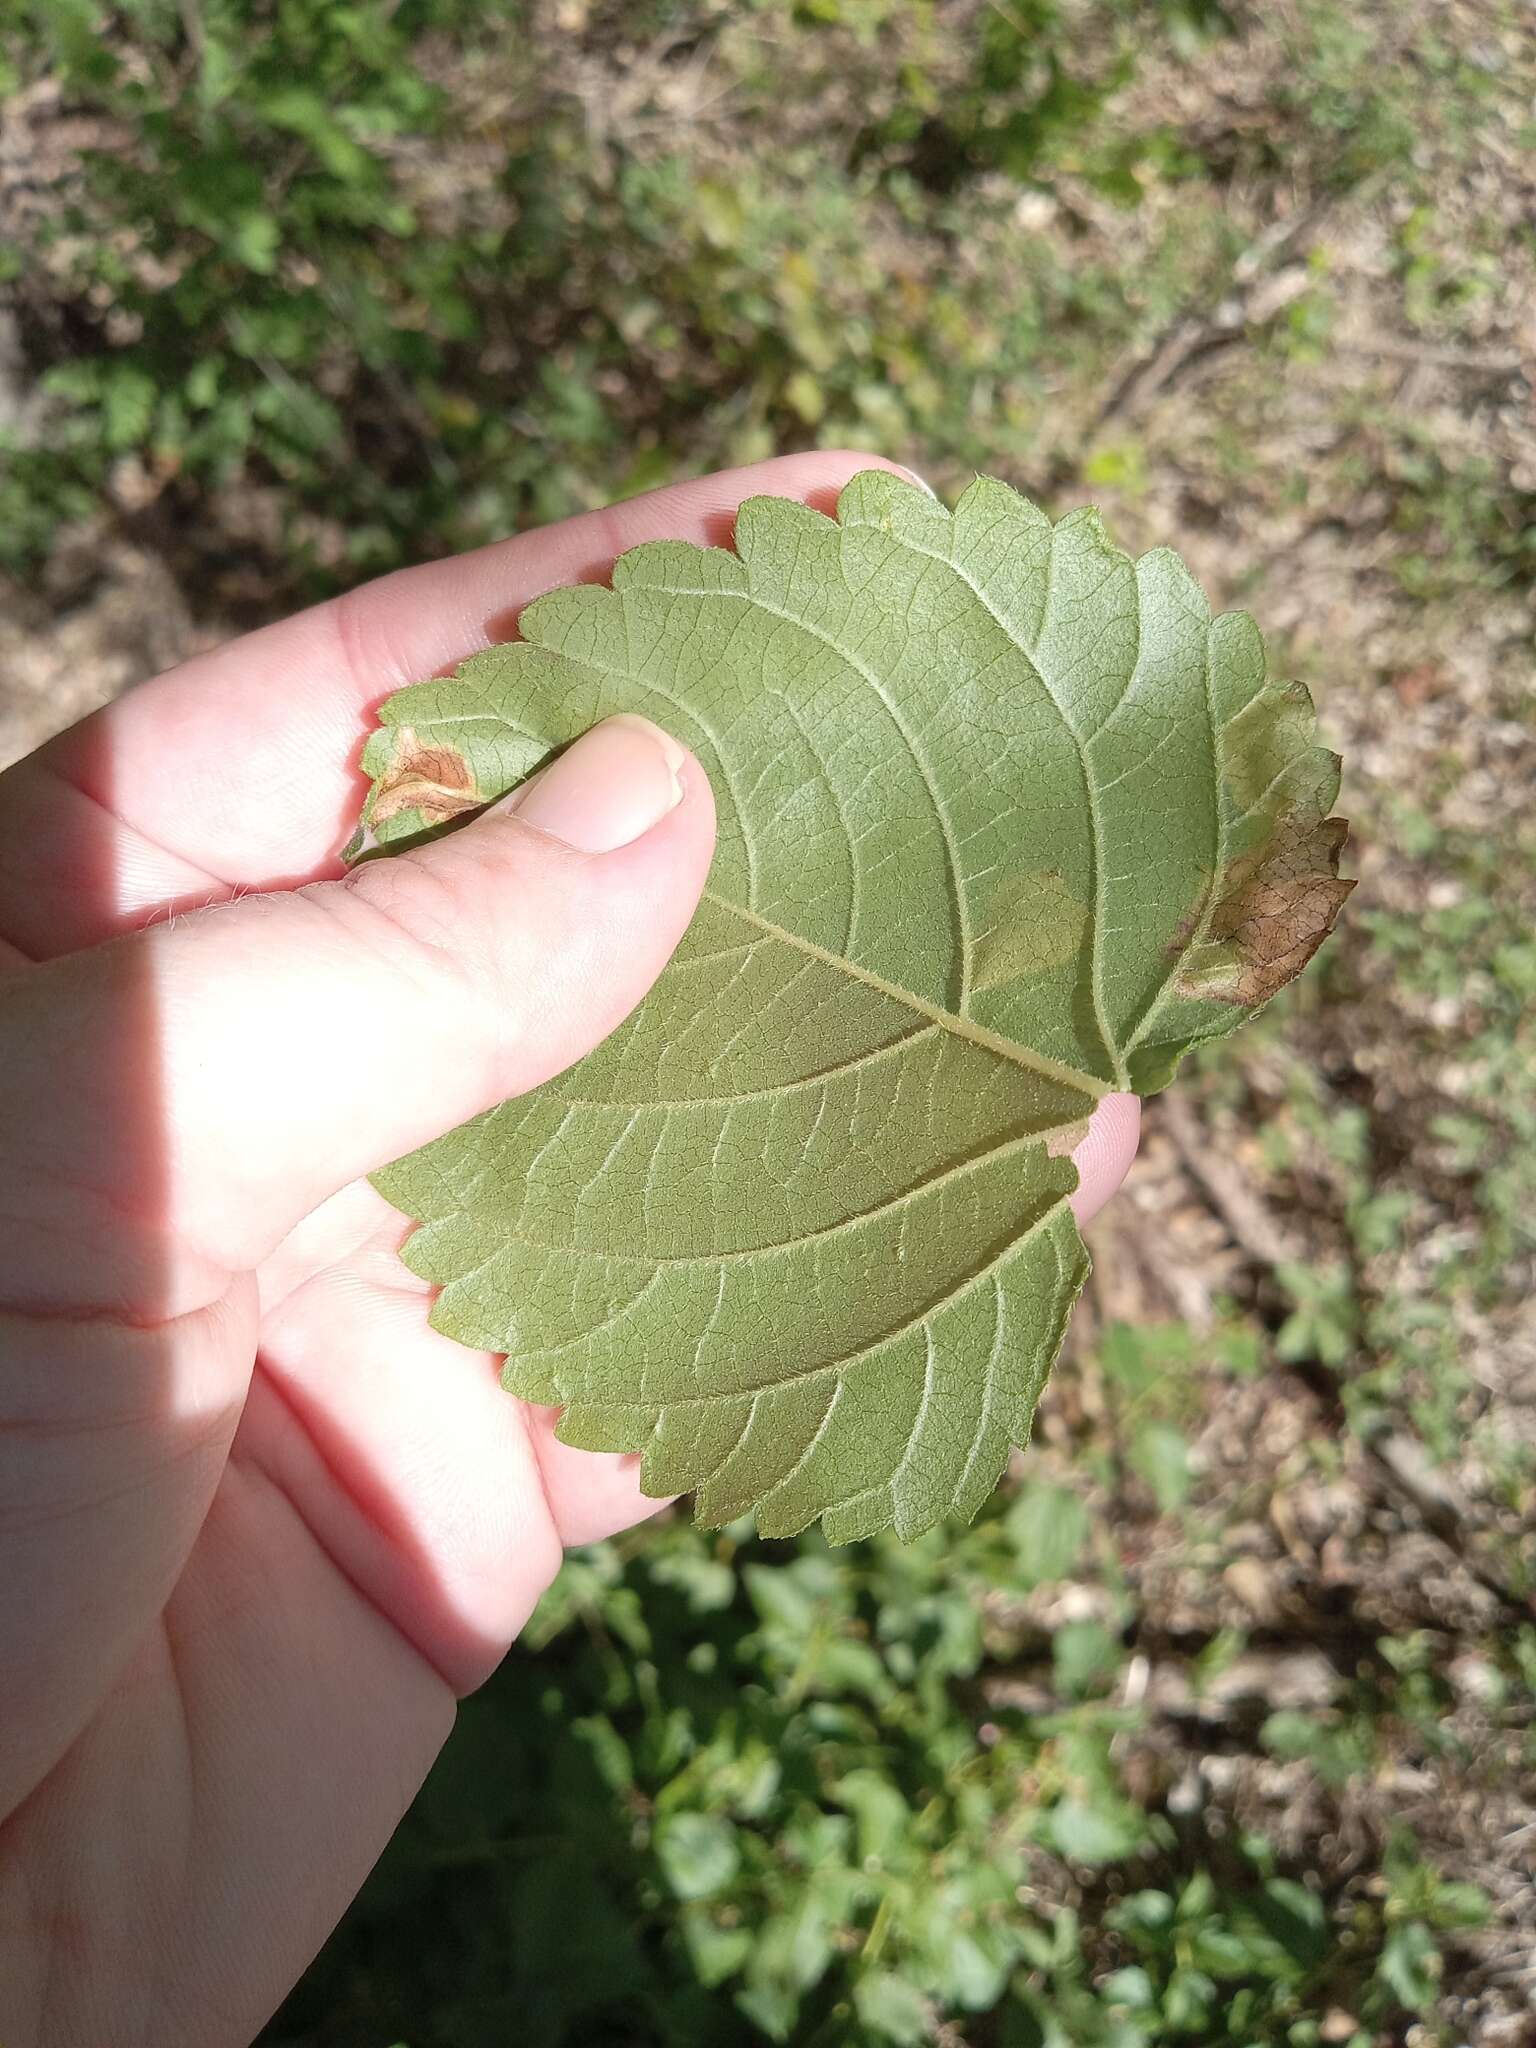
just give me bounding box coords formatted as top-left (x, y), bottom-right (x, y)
top-left (1199, 812), bottom-right (1354, 1007)
top-left (369, 726), bottom-right (482, 827)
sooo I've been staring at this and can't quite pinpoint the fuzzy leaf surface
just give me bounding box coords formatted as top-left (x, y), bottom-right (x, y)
top-left (352, 472), bottom-right (1350, 1539)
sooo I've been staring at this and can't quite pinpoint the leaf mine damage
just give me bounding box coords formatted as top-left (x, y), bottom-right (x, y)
top-left (1203, 812), bottom-right (1354, 1008)
top-left (1170, 791), bottom-right (1354, 1013)
top-left (367, 726), bottom-right (481, 827)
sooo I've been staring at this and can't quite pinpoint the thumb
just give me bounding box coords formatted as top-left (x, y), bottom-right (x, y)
top-left (4, 714), bottom-right (716, 1296)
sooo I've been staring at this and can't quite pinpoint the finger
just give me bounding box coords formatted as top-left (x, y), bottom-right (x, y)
top-left (0, 1275), bottom-right (259, 1819)
top-left (1069, 1091), bottom-right (1141, 1224)
top-left (0, 719), bottom-right (710, 1803)
top-left (0, 452), bottom-right (925, 960)
top-left (523, 1405), bottom-right (671, 1551)
top-left (0, 714), bottom-right (716, 1297)
top-left (245, 1263), bottom-right (557, 1698)
top-left (252, 1215), bottom-right (667, 1694)
top-left (256, 1176), bottom-right (403, 1318)
top-left (0, 1406), bottom-right (457, 2048)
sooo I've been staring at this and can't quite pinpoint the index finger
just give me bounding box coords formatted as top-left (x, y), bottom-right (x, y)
top-left (0, 451), bottom-right (922, 960)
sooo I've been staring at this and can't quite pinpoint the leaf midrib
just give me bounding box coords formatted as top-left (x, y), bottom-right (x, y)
top-left (709, 890), bottom-right (1107, 1100)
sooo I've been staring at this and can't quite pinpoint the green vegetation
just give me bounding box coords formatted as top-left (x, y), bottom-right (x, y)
top-left (4, 0), bottom-right (1532, 2043)
top-left (266, 1490), bottom-right (1506, 2048)
top-left (0, 0), bottom-right (1313, 589)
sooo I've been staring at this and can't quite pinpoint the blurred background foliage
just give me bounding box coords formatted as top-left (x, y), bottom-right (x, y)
top-left (3, 0), bottom-right (1243, 588)
top-left (2, 1), bottom-right (1534, 2043)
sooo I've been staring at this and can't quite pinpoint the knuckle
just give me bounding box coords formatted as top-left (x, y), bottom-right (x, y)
top-left (311, 852), bottom-right (486, 1006)
top-left (321, 827), bottom-right (581, 1017)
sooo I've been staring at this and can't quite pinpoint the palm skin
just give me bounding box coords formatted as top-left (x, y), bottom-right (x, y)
top-left (0, 453), bottom-right (1139, 2047)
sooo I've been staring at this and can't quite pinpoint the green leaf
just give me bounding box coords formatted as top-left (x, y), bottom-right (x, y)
top-left (1129, 1419), bottom-right (1193, 1511)
top-left (103, 367), bottom-right (157, 451)
top-left (1052, 1619), bottom-right (1122, 1699)
top-left (1107, 1889), bottom-right (1176, 1940)
top-left (682, 1910), bottom-right (753, 1987)
top-left (655, 1812), bottom-right (742, 1900)
top-left (1252, 1877), bottom-right (1328, 1968)
top-left (1098, 1965), bottom-right (1155, 2010)
top-left (649, 1548), bottom-right (737, 1614)
top-left (1005, 1482), bottom-right (1090, 1583)
top-left (854, 1971), bottom-right (933, 2045)
top-left (1163, 1966), bottom-right (1218, 2030)
top-left (834, 1768), bottom-right (913, 1865)
top-left (1375, 1920), bottom-right (1441, 2010)
top-left (355, 471), bottom-right (1350, 1540)
top-left (1045, 1798), bottom-right (1140, 1867)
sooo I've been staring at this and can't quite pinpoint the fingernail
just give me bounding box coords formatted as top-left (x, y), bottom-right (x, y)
top-left (499, 714), bottom-right (687, 852)
top-left (891, 462), bottom-right (940, 500)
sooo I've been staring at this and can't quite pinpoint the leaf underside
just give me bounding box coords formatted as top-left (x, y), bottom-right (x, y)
top-left (352, 471), bottom-right (1350, 1542)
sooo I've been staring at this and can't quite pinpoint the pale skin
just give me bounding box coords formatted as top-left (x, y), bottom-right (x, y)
top-left (0, 452), bottom-right (1140, 2046)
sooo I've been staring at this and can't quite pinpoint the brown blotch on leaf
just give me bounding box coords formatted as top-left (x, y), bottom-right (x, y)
top-left (369, 727), bottom-right (482, 827)
top-left (1195, 812), bottom-right (1354, 1007)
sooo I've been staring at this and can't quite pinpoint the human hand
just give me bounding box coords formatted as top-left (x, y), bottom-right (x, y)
top-left (0, 452), bottom-right (1139, 2046)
